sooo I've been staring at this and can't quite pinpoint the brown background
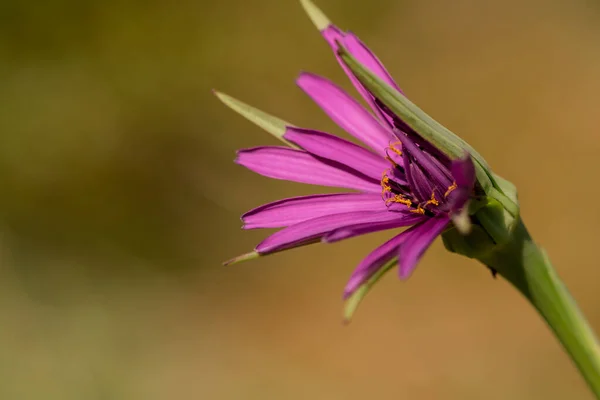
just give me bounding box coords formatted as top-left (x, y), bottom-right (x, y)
top-left (0, 0), bottom-right (599, 398)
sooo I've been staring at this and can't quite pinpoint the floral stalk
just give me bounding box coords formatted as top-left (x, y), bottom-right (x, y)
top-left (445, 219), bottom-right (600, 396)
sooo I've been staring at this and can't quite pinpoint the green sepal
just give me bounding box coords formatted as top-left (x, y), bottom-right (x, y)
top-left (475, 199), bottom-right (513, 246)
top-left (491, 172), bottom-right (518, 205)
top-left (223, 250), bottom-right (260, 266)
top-left (442, 224), bottom-right (496, 260)
top-left (343, 258), bottom-right (397, 322)
top-left (213, 91), bottom-right (297, 148)
top-left (489, 172), bottom-right (519, 219)
top-left (336, 46), bottom-right (494, 192)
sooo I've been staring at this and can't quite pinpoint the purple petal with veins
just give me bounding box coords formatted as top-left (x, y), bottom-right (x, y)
top-left (243, 193), bottom-right (386, 229)
top-left (284, 127), bottom-right (388, 182)
top-left (256, 210), bottom-right (406, 254)
top-left (297, 73), bottom-right (394, 155)
top-left (321, 25), bottom-right (401, 128)
top-left (398, 216), bottom-right (449, 279)
top-left (236, 146), bottom-right (380, 192)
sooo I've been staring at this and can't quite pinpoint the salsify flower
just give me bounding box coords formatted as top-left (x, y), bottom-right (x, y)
top-left (216, 1), bottom-right (600, 396)
top-left (222, 6), bottom-right (478, 299)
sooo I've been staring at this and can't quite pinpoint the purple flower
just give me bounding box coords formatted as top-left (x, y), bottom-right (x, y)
top-left (225, 20), bottom-right (477, 299)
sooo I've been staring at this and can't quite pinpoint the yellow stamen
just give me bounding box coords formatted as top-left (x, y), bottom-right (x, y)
top-left (424, 191), bottom-right (439, 207)
top-left (381, 167), bottom-right (415, 212)
top-left (381, 172), bottom-right (392, 194)
top-left (386, 194), bottom-right (412, 207)
top-left (386, 141), bottom-right (403, 157)
top-left (444, 182), bottom-right (457, 198)
top-left (410, 205), bottom-right (425, 214)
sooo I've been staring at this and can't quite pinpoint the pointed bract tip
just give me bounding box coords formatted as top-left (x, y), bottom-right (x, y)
top-left (300, 0), bottom-right (331, 31)
top-left (342, 286), bottom-right (366, 322)
top-left (211, 89), bottom-right (235, 107)
top-left (223, 251), bottom-right (260, 266)
top-left (213, 92), bottom-right (296, 147)
top-left (342, 258), bottom-right (397, 321)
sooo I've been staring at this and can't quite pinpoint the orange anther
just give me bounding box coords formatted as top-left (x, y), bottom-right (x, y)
top-left (410, 205), bottom-right (425, 215)
top-left (386, 141), bottom-right (403, 157)
top-left (444, 182), bottom-right (458, 198)
top-left (425, 191), bottom-right (439, 207)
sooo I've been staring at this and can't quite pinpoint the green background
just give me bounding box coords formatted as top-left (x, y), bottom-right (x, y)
top-left (0, 0), bottom-right (599, 398)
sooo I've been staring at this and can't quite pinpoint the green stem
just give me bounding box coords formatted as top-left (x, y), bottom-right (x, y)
top-left (483, 220), bottom-right (600, 398)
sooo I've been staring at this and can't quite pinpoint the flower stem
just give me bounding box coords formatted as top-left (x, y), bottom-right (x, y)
top-left (484, 220), bottom-right (600, 398)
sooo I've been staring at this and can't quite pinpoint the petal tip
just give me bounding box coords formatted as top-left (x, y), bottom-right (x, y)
top-left (295, 71), bottom-right (319, 87)
top-left (342, 289), bottom-right (353, 300)
top-left (299, 0), bottom-right (331, 31)
top-left (233, 150), bottom-right (242, 164)
top-left (397, 264), bottom-right (413, 281)
top-left (398, 272), bottom-right (411, 281)
top-left (398, 262), bottom-right (419, 280)
top-left (222, 251), bottom-right (260, 266)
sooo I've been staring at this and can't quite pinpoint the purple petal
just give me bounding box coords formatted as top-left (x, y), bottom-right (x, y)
top-left (324, 212), bottom-right (424, 243)
top-left (322, 25), bottom-right (401, 127)
top-left (447, 153), bottom-right (476, 212)
top-left (408, 162), bottom-right (435, 204)
top-left (256, 210), bottom-right (397, 254)
top-left (236, 146), bottom-right (380, 193)
top-left (400, 134), bottom-right (453, 201)
top-left (398, 216), bottom-right (449, 279)
top-left (452, 153), bottom-right (476, 189)
top-left (388, 165), bottom-right (408, 187)
top-left (296, 73), bottom-right (395, 155)
top-left (373, 101), bottom-right (452, 169)
top-left (284, 127), bottom-right (388, 181)
top-left (343, 224), bottom-right (419, 298)
top-left (242, 193), bottom-right (386, 229)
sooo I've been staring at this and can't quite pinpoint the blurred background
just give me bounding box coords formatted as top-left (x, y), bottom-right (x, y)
top-left (0, 0), bottom-right (600, 398)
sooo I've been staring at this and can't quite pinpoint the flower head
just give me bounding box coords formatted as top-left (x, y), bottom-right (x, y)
top-left (234, 67), bottom-right (476, 296)
top-left (223, 2), bottom-right (480, 296)
top-left (216, 0), bottom-right (518, 319)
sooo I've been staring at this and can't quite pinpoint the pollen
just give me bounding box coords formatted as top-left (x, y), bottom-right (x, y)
top-left (381, 171), bottom-right (414, 208)
top-left (410, 205), bottom-right (425, 215)
top-left (425, 191), bottom-right (439, 207)
top-left (386, 141), bottom-right (403, 156)
top-left (444, 182), bottom-right (457, 198)
top-left (381, 172), bottom-right (392, 193)
top-left (386, 194), bottom-right (412, 207)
